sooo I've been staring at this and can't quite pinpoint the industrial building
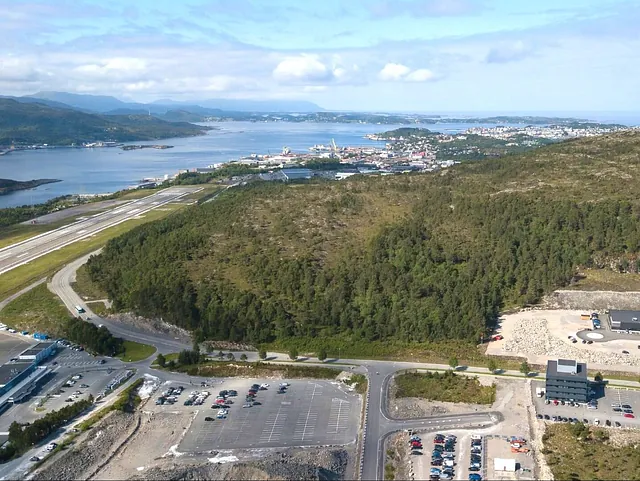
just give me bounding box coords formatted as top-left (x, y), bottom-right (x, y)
top-left (608, 310), bottom-right (640, 332)
top-left (545, 359), bottom-right (589, 403)
top-left (281, 168), bottom-right (313, 181)
top-left (0, 342), bottom-right (56, 412)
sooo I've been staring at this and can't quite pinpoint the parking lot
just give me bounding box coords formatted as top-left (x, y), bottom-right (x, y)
top-left (149, 379), bottom-right (360, 451)
top-left (532, 381), bottom-right (640, 428)
top-left (410, 432), bottom-right (457, 480)
top-left (52, 348), bottom-right (110, 368)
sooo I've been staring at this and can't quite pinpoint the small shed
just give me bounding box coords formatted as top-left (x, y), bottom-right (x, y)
top-left (494, 458), bottom-right (517, 472)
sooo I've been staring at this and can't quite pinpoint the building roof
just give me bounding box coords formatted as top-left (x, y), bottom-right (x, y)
top-left (546, 359), bottom-right (587, 379)
top-left (281, 168), bottom-right (313, 180)
top-left (609, 310), bottom-right (640, 323)
top-left (19, 342), bottom-right (55, 357)
top-left (0, 362), bottom-right (33, 387)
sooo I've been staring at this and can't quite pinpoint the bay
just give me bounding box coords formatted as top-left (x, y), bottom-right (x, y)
top-left (0, 121), bottom-right (529, 208)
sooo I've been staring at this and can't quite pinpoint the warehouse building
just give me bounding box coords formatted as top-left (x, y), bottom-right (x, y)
top-left (281, 168), bottom-right (313, 181)
top-left (545, 359), bottom-right (589, 403)
top-left (608, 310), bottom-right (640, 332)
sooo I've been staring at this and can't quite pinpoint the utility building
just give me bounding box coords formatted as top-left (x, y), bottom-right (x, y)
top-left (608, 310), bottom-right (640, 332)
top-left (545, 359), bottom-right (589, 403)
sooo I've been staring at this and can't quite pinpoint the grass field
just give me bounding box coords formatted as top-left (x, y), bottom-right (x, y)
top-left (116, 340), bottom-right (156, 362)
top-left (567, 268), bottom-right (640, 291)
top-left (0, 283), bottom-right (71, 337)
top-left (543, 423), bottom-right (640, 480)
top-left (73, 265), bottom-right (108, 301)
top-left (394, 370), bottom-right (496, 404)
top-left (0, 204), bottom-right (183, 300)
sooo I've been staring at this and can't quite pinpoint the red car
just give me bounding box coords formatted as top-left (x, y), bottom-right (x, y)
top-left (492, 335), bottom-right (504, 341)
top-left (433, 439), bottom-right (444, 444)
top-left (624, 413), bottom-right (635, 419)
top-left (411, 442), bottom-right (422, 448)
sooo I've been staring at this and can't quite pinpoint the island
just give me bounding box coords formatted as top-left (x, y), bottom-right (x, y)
top-left (0, 178), bottom-right (62, 196)
top-left (121, 145), bottom-right (174, 151)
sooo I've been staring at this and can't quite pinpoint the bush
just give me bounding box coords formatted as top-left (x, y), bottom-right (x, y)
top-left (156, 353), bottom-right (166, 367)
top-left (317, 347), bottom-right (327, 362)
top-left (289, 347), bottom-right (299, 360)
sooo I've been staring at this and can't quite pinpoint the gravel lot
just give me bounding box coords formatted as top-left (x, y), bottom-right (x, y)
top-left (487, 308), bottom-right (640, 371)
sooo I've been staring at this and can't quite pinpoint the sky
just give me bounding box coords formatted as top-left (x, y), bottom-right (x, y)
top-left (0, 0), bottom-right (639, 112)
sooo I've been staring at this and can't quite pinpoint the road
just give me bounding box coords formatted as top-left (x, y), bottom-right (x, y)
top-left (0, 187), bottom-right (200, 275)
top-left (49, 252), bottom-right (191, 354)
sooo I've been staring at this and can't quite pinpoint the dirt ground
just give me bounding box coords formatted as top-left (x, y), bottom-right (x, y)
top-left (31, 411), bottom-right (141, 481)
top-left (384, 432), bottom-right (411, 481)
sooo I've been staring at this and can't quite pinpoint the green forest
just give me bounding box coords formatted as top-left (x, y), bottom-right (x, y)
top-left (86, 131), bottom-right (640, 350)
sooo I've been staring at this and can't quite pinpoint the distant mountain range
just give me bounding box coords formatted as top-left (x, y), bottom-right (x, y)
top-left (18, 91), bottom-right (324, 114)
top-left (0, 98), bottom-right (212, 146)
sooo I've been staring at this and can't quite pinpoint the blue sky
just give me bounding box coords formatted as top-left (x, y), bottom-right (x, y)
top-left (0, 0), bottom-right (639, 112)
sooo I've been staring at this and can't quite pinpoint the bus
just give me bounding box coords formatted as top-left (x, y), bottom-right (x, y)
top-left (74, 305), bottom-right (85, 314)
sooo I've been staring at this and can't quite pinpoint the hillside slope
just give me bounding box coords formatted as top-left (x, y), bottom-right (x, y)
top-left (87, 132), bottom-right (640, 348)
top-left (0, 99), bottom-right (211, 145)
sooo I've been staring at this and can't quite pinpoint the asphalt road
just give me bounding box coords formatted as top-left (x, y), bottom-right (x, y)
top-left (0, 187), bottom-right (199, 275)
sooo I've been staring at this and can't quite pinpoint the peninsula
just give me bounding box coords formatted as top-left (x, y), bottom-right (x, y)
top-left (0, 178), bottom-right (61, 196)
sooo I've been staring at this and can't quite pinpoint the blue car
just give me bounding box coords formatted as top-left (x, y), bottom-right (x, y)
top-left (469, 474), bottom-right (482, 481)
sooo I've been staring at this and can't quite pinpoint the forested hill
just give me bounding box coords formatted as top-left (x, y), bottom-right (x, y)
top-left (87, 131), bottom-right (640, 348)
top-left (0, 99), bottom-right (211, 145)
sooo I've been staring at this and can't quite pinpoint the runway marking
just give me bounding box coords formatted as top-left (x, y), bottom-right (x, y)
top-left (16, 252), bottom-right (30, 258)
top-left (77, 230), bottom-right (87, 234)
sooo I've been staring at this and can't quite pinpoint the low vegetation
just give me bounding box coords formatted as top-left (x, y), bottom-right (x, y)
top-left (111, 378), bottom-right (144, 412)
top-left (0, 398), bottom-right (93, 462)
top-left (542, 423), bottom-right (640, 480)
top-left (394, 371), bottom-right (496, 404)
top-left (73, 265), bottom-right (109, 301)
top-left (160, 351), bottom-right (341, 379)
top-left (0, 283), bottom-right (70, 337)
top-left (343, 373), bottom-right (368, 395)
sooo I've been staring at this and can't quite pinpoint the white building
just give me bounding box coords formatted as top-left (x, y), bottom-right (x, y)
top-left (494, 458), bottom-right (517, 472)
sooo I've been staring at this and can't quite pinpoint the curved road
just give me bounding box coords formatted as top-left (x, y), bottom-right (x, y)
top-left (49, 252), bottom-right (191, 354)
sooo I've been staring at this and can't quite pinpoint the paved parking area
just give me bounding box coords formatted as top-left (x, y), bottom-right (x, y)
top-left (484, 435), bottom-right (535, 480)
top-left (51, 348), bottom-right (109, 368)
top-left (152, 379), bottom-right (360, 452)
top-left (531, 381), bottom-right (640, 428)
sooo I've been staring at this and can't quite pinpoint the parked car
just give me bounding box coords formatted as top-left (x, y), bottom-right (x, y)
top-left (624, 413), bottom-right (635, 419)
top-left (204, 417), bottom-right (214, 421)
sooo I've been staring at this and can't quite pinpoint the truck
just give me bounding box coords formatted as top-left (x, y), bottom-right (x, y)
top-left (536, 387), bottom-right (545, 398)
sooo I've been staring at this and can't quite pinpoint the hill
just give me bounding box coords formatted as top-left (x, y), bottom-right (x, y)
top-left (86, 132), bottom-right (640, 352)
top-left (25, 91), bottom-right (323, 113)
top-left (0, 99), bottom-right (212, 145)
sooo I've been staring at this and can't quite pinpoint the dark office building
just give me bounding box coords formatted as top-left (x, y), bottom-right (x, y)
top-left (608, 310), bottom-right (640, 332)
top-left (545, 359), bottom-right (589, 402)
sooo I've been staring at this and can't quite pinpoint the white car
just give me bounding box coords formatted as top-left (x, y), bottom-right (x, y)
top-left (594, 419), bottom-right (600, 426)
top-left (279, 382), bottom-right (289, 387)
top-left (46, 443), bottom-right (58, 452)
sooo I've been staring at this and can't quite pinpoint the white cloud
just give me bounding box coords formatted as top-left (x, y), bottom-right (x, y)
top-left (273, 55), bottom-right (333, 84)
top-left (378, 63), bottom-right (436, 82)
top-left (378, 63), bottom-right (411, 81)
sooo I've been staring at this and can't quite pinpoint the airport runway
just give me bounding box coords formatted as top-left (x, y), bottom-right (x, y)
top-left (0, 187), bottom-right (200, 275)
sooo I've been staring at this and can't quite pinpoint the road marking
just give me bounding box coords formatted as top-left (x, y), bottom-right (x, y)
top-left (77, 230), bottom-right (86, 234)
top-left (16, 252), bottom-right (30, 258)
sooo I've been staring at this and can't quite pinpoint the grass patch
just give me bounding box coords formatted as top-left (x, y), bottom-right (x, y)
top-left (151, 352), bottom-right (179, 366)
top-left (0, 283), bottom-right (70, 337)
top-left (116, 340), bottom-right (156, 362)
top-left (73, 265), bottom-right (108, 301)
top-left (395, 371), bottom-right (496, 404)
top-left (568, 268), bottom-right (640, 291)
top-left (85, 301), bottom-right (110, 316)
top-left (165, 360), bottom-right (341, 379)
top-left (543, 423), bottom-right (640, 480)
top-left (0, 203), bottom-right (183, 300)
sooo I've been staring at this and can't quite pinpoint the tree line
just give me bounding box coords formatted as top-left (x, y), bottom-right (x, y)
top-left (0, 397), bottom-right (92, 462)
top-left (66, 318), bottom-right (124, 356)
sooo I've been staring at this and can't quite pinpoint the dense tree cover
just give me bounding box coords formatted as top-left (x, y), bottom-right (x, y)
top-left (86, 132), bottom-right (640, 348)
top-left (66, 318), bottom-right (123, 356)
top-left (0, 398), bottom-right (92, 462)
top-left (171, 164), bottom-right (259, 185)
